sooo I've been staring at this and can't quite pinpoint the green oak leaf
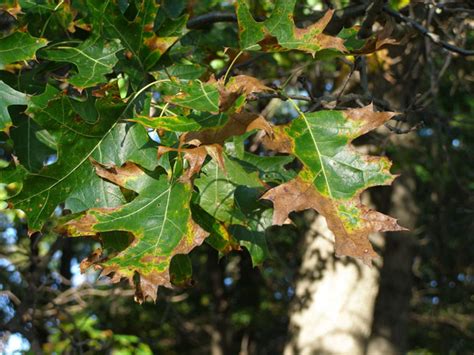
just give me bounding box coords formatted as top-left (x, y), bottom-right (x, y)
top-left (169, 254), bottom-right (193, 288)
top-left (165, 79), bottom-right (220, 113)
top-left (229, 223), bottom-right (270, 266)
top-left (87, 0), bottom-right (179, 77)
top-left (0, 31), bottom-right (48, 69)
top-left (0, 81), bottom-right (28, 133)
top-left (10, 86), bottom-right (126, 230)
top-left (194, 154), bottom-right (271, 264)
top-left (65, 122), bottom-right (160, 212)
top-left (262, 104), bottom-right (406, 265)
top-left (191, 203), bottom-right (241, 255)
top-left (235, 0), bottom-right (345, 55)
top-left (152, 64), bottom-right (206, 81)
top-left (41, 37), bottom-right (124, 89)
top-left (62, 168), bottom-right (208, 303)
top-left (130, 112), bottom-right (228, 132)
top-left (195, 155), bottom-right (263, 224)
top-left (10, 108), bottom-right (56, 172)
top-left (230, 135), bottom-right (296, 184)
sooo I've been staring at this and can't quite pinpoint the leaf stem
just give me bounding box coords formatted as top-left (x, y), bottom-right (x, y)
top-left (223, 50), bottom-right (244, 83)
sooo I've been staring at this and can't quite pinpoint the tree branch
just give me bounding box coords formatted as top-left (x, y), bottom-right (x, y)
top-left (383, 6), bottom-right (474, 56)
top-left (358, 0), bottom-right (385, 39)
top-left (187, 12), bottom-right (237, 29)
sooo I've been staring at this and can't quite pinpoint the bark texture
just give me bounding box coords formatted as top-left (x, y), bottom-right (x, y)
top-left (284, 212), bottom-right (383, 355)
top-left (367, 178), bottom-right (418, 355)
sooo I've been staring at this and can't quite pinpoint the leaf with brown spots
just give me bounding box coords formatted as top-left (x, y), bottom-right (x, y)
top-left (61, 167), bottom-right (208, 303)
top-left (262, 104), bottom-right (406, 265)
top-left (164, 75), bottom-right (272, 113)
top-left (236, 0), bottom-right (345, 55)
top-left (183, 112), bottom-right (273, 146)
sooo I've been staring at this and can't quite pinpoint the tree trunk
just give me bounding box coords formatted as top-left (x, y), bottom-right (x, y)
top-left (284, 210), bottom-right (384, 355)
top-left (366, 178), bottom-right (418, 355)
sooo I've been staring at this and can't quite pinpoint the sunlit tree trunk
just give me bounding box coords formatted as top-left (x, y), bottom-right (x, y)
top-left (284, 210), bottom-right (383, 355)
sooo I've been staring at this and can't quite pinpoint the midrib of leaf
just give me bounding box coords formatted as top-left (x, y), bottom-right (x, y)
top-left (95, 145), bottom-right (108, 205)
top-left (153, 186), bottom-right (172, 256)
top-left (102, 0), bottom-right (144, 70)
top-left (0, 44), bottom-right (40, 54)
top-left (33, 189), bottom-right (50, 226)
top-left (56, 47), bottom-right (113, 68)
top-left (42, 103), bottom-right (102, 138)
top-left (288, 99), bottom-right (333, 199)
top-left (198, 80), bottom-right (219, 111)
top-left (101, 187), bottom-right (170, 224)
top-left (16, 79), bottom-right (170, 205)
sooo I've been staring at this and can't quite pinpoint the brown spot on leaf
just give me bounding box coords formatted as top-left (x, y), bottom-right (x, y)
top-left (91, 159), bottom-right (145, 189)
top-left (262, 125), bottom-right (293, 153)
top-left (344, 104), bottom-right (397, 137)
top-left (144, 36), bottom-right (178, 54)
top-left (80, 248), bottom-right (103, 273)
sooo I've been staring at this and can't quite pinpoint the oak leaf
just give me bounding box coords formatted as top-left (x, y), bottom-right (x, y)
top-left (235, 0), bottom-right (346, 55)
top-left (61, 163), bottom-right (209, 303)
top-left (262, 104), bottom-right (406, 265)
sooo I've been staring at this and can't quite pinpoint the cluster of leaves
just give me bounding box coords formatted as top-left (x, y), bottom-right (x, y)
top-left (0, 0), bottom-right (404, 302)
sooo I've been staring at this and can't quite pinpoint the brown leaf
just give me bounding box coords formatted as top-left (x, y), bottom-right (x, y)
top-left (218, 75), bottom-right (274, 112)
top-left (261, 125), bottom-right (293, 153)
top-left (293, 9), bottom-right (346, 54)
top-left (352, 20), bottom-right (400, 55)
top-left (183, 112), bottom-right (273, 146)
top-left (262, 177), bottom-right (406, 266)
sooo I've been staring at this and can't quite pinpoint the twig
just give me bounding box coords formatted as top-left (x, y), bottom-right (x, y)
top-left (384, 122), bottom-right (423, 134)
top-left (383, 6), bottom-right (474, 56)
top-left (254, 92), bottom-right (394, 113)
top-left (358, 0), bottom-right (385, 39)
top-left (187, 12), bottom-right (237, 29)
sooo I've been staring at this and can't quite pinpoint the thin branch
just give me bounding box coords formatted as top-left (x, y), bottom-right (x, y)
top-left (383, 6), bottom-right (474, 56)
top-left (187, 12), bottom-right (237, 29)
top-left (254, 92), bottom-right (394, 113)
top-left (358, 0), bottom-right (385, 39)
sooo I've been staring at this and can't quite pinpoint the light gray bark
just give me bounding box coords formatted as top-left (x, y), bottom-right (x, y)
top-left (284, 211), bottom-right (384, 355)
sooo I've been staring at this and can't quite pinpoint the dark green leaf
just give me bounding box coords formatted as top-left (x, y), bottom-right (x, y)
top-left (0, 80), bottom-right (27, 132)
top-left (0, 31), bottom-right (48, 69)
top-left (42, 37), bottom-right (123, 89)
